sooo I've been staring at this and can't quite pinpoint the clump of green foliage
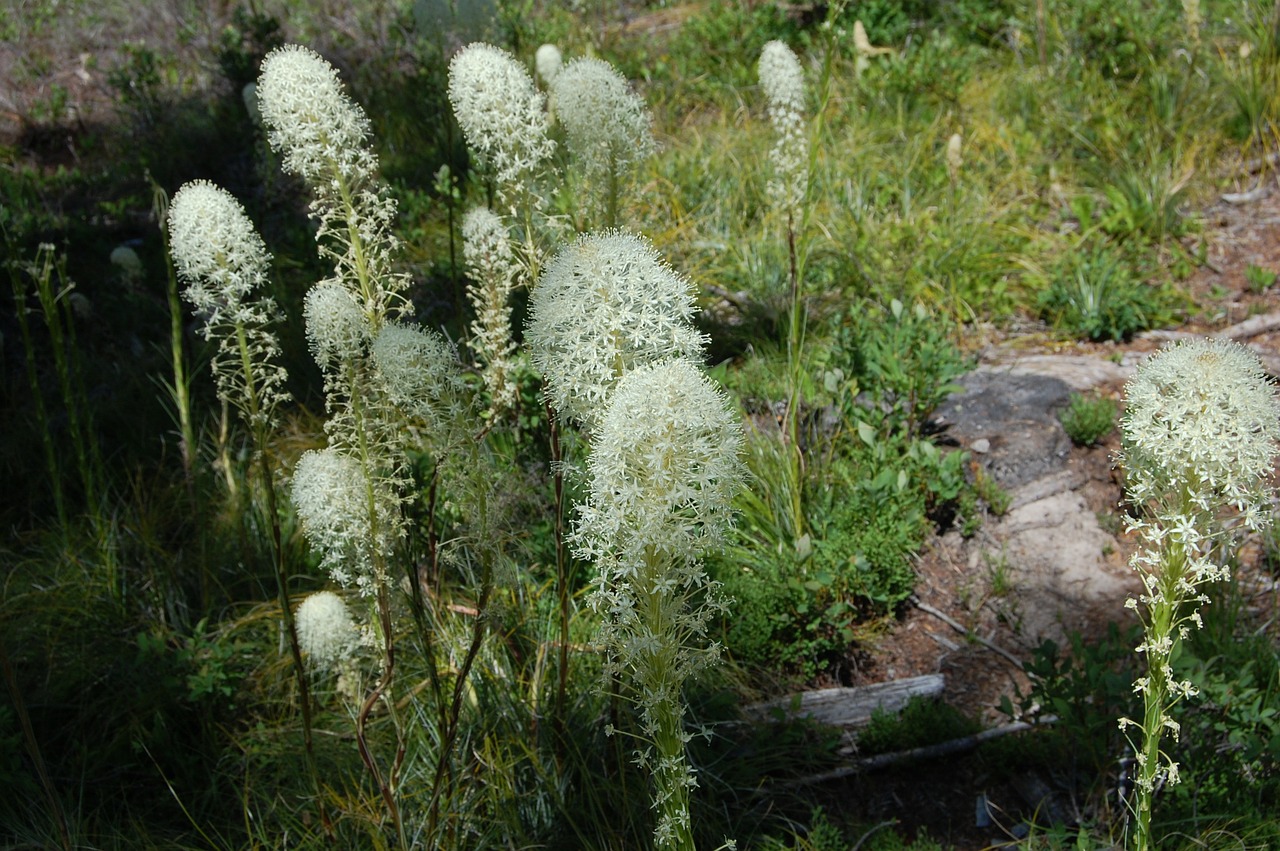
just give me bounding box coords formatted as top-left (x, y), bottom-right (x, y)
top-left (1058, 392), bottom-right (1117, 446)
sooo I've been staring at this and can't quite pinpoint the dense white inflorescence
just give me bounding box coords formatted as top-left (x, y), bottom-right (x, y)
top-left (758, 40), bottom-right (809, 217)
top-left (551, 57), bottom-right (654, 182)
top-left (448, 43), bottom-right (555, 204)
top-left (169, 180), bottom-right (289, 425)
top-left (296, 590), bottom-right (360, 671)
top-left (525, 230), bottom-right (707, 426)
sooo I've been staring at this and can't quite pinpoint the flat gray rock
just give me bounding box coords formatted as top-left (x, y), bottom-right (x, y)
top-left (931, 372), bottom-right (1074, 490)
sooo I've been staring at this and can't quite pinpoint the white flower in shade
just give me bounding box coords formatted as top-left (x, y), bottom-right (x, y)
top-left (535, 43), bottom-right (562, 86)
top-left (525, 230), bottom-right (707, 425)
top-left (292, 447), bottom-right (392, 590)
top-left (448, 42), bottom-right (554, 199)
top-left (170, 180), bottom-right (270, 321)
top-left (169, 179), bottom-right (289, 425)
top-left (304, 280), bottom-right (369, 369)
top-left (758, 40), bottom-right (808, 216)
top-left (109, 245), bottom-right (142, 282)
top-left (296, 590), bottom-right (359, 671)
top-left (370, 322), bottom-right (463, 426)
top-left (573, 357), bottom-right (745, 563)
top-left (461, 206), bottom-right (519, 416)
top-left (551, 57), bottom-right (654, 181)
top-left (255, 45), bottom-right (375, 187)
top-left (1120, 338), bottom-right (1280, 518)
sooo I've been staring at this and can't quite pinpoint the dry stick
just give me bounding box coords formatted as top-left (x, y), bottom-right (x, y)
top-left (782, 719), bottom-right (1049, 787)
top-left (426, 561), bottom-right (494, 843)
top-left (911, 596), bottom-right (1025, 671)
top-left (357, 583), bottom-right (403, 845)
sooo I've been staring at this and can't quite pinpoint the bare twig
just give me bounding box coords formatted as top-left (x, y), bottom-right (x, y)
top-left (911, 596), bottom-right (1025, 670)
top-left (782, 718), bottom-right (1051, 787)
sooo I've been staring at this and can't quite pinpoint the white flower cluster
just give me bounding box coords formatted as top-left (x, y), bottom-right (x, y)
top-left (462, 207), bottom-right (520, 417)
top-left (303, 279), bottom-right (369, 369)
top-left (296, 590), bottom-right (360, 672)
top-left (1121, 338), bottom-right (1279, 520)
top-left (292, 447), bottom-right (401, 592)
top-left (255, 45), bottom-right (375, 188)
top-left (552, 57), bottom-right (654, 185)
top-left (169, 180), bottom-right (290, 427)
top-left (574, 358), bottom-right (743, 681)
top-left (1117, 338), bottom-right (1280, 795)
top-left (526, 230), bottom-right (707, 426)
top-left (535, 43), bottom-right (562, 86)
top-left (448, 43), bottom-right (555, 205)
top-left (256, 45), bottom-right (407, 323)
top-left (371, 322), bottom-right (464, 431)
top-left (758, 40), bottom-right (809, 217)
top-left (574, 358), bottom-right (744, 566)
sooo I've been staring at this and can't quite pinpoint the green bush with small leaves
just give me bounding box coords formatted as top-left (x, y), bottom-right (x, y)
top-left (1058, 392), bottom-right (1117, 446)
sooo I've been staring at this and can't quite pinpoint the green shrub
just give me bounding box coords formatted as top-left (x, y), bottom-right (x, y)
top-left (1058, 392), bottom-right (1117, 446)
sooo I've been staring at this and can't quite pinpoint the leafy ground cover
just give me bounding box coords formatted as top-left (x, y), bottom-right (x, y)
top-left (3, 1), bottom-right (1280, 848)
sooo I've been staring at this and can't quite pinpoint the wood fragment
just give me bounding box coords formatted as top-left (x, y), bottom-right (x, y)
top-left (782, 719), bottom-right (1050, 787)
top-left (1216, 311), bottom-right (1280, 340)
top-left (1222, 183), bottom-right (1270, 205)
top-left (912, 597), bottom-right (1025, 670)
top-left (744, 674), bottom-right (945, 728)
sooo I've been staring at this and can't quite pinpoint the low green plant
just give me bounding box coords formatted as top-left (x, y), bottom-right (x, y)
top-left (1058, 392), bottom-right (1117, 446)
top-left (1036, 243), bottom-right (1176, 342)
top-left (1245, 263), bottom-right (1276, 293)
top-left (836, 298), bottom-right (971, 440)
top-left (857, 696), bottom-right (980, 755)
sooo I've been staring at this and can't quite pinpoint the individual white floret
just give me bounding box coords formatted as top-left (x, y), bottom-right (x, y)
top-left (525, 231), bottom-right (707, 426)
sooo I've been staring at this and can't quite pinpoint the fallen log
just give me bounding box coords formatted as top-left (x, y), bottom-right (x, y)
top-left (744, 674), bottom-right (945, 728)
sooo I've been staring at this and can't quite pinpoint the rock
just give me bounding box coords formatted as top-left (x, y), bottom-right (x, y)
top-left (931, 371), bottom-right (1074, 490)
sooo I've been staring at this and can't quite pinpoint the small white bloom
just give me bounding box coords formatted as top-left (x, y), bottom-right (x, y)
top-left (535, 43), bottom-right (562, 86)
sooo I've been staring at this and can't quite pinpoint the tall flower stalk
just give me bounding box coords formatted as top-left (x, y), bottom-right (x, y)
top-left (758, 38), bottom-right (811, 543)
top-left (1116, 339), bottom-right (1280, 851)
top-left (257, 44), bottom-right (423, 846)
top-left (529, 233), bottom-right (742, 850)
top-left (167, 179), bottom-right (321, 817)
